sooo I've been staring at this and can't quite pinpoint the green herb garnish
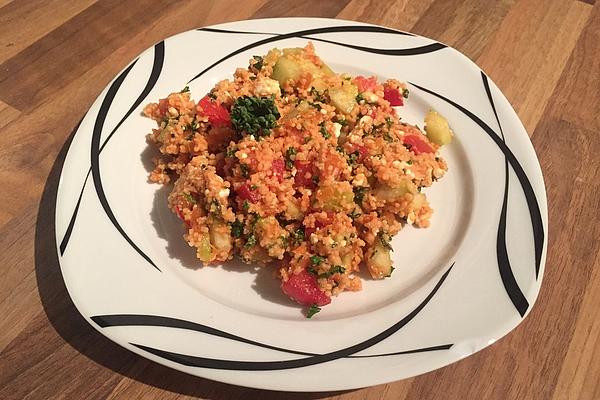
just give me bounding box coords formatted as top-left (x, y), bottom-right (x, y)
top-left (320, 123), bottom-right (331, 139)
top-left (306, 304), bottom-right (321, 318)
top-left (183, 192), bottom-right (196, 204)
top-left (319, 265), bottom-right (345, 278)
top-left (244, 233), bottom-right (256, 248)
top-left (180, 86), bottom-right (190, 93)
top-left (285, 147), bottom-right (297, 169)
top-left (231, 95), bottom-right (280, 137)
top-left (240, 163), bottom-right (250, 178)
top-left (252, 55), bottom-right (264, 70)
top-left (242, 200), bottom-right (250, 211)
top-left (353, 187), bottom-right (367, 204)
top-left (231, 220), bottom-right (244, 238)
top-left (378, 231), bottom-right (393, 252)
top-left (310, 255), bottom-right (325, 266)
top-left (291, 227), bottom-right (305, 245)
top-left (356, 93), bottom-right (364, 103)
top-left (402, 88), bottom-right (409, 98)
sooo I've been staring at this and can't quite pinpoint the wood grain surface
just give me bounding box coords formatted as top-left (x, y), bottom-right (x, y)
top-left (1, 0), bottom-right (599, 399)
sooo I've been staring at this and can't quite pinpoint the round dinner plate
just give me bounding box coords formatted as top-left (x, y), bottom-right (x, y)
top-left (55, 18), bottom-right (548, 391)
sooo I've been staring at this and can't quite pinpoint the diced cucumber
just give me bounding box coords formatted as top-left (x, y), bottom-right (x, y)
top-left (196, 233), bottom-right (213, 262)
top-left (329, 82), bottom-right (358, 114)
top-left (366, 241), bottom-right (392, 279)
top-left (424, 110), bottom-right (453, 145)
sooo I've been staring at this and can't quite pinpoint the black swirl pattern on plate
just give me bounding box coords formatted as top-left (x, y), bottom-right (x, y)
top-left (59, 42), bottom-right (165, 269)
top-left (481, 72), bottom-right (529, 316)
top-left (87, 42), bottom-right (165, 271)
top-left (92, 264), bottom-right (454, 370)
top-left (189, 26), bottom-right (445, 84)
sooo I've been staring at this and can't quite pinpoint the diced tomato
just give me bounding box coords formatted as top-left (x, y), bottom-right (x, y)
top-left (281, 269), bottom-right (331, 306)
top-left (236, 182), bottom-right (260, 203)
top-left (354, 76), bottom-right (378, 93)
top-left (383, 86), bottom-right (404, 106)
top-left (174, 206), bottom-right (191, 229)
top-left (294, 160), bottom-right (317, 188)
top-left (158, 98), bottom-right (170, 117)
top-left (403, 134), bottom-right (434, 154)
top-left (271, 158), bottom-right (285, 182)
top-left (197, 96), bottom-right (231, 127)
top-left (304, 213), bottom-right (333, 237)
top-left (348, 144), bottom-right (368, 162)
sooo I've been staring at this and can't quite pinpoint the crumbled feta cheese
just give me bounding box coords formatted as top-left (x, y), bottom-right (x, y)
top-left (218, 188), bottom-right (230, 198)
top-left (433, 167), bottom-right (446, 179)
top-left (310, 234), bottom-right (319, 244)
top-left (239, 153), bottom-right (248, 159)
top-left (168, 107), bottom-right (179, 117)
top-left (255, 77), bottom-right (280, 96)
top-left (406, 212), bottom-right (416, 225)
top-left (320, 108), bottom-right (328, 115)
top-left (359, 115), bottom-right (373, 125)
top-left (364, 92), bottom-right (378, 104)
top-left (352, 173), bottom-right (367, 187)
top-left (332, 122), bottom-right (342, 138)
top-left (249, 135), bottom-right (255, 141)
top-left (404, 168), bottom-right (414, 177)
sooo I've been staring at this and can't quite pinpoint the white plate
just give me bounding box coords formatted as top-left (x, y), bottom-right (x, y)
top-left (55, 18), bottom-right (548, 391)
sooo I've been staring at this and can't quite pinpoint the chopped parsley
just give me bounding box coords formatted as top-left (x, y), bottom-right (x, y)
top-left (180, 86), bottom-right (190, 93)
top-left (319, 265), bottom-right (345, 278)
top-left (240, 163), bottom-right (250, 178)
top-left (385, 116), bottom-right (394, 127)
top-left (309, 87), bottom-right (326, 102)
top-left (231, 95), bottom-right (280, 138)
top-left (190, 120), bottom-right (198, 131)
top-left (402, 88), bottom-right (410, 98)
top-left (226, 146), bottom-right (237, 158)
top-left (207, 92), bottom-right (217, 99)
top-left (244, 233), bottom-right (256, 248)
top-left (348, 151), bottom-right (360, 166)
top-left (242, 200), bottom-right (250, 211)
top-left (353, 187), bottom-right (367, 205)
top-left (356, 93), bottom-right (364, 103)
top-left (320, 123), bottom-right (331, 139)
top-left (310, 255), bottom-right (325, 266)
top-left (378, 231), bottom-right (393, 252)
top-left (231, 220), bottom-right (244, 238)
top-left (306, 304), bottom-right (321, 318)
top-left (285, 147), bottom-right (297, 169)
top-left (252, 55), bottom-right (264, 70)
top-left (291, 227), bottom-right (305, 245)
top-left (183, 192), bottom-right (196, 204)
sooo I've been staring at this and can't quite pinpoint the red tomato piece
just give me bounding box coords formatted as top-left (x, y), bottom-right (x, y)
top-left (348, 144), bottom-right (368, 162)
top-left (294, 160), bottom-right (317, 188)
top-left (236, 182), bottom-right (260, 203)
top-left (403, 134), bottom-right (434, 154)
top-left (271, 158), bottom-right (285, 182)
top-left (304, 213), bottom-right (333, 237)
top-left (281, 269), bottom-right (331, 306)
top-left (383, 86), bottom-right (404, 106)
top-left (354, 76), bottom-right (378, 92)
top-left (158, 98), bottom-right (170, 117)
top-left (198, 96), bottom-right (231, 127)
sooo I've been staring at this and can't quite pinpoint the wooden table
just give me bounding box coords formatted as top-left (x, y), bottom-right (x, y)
top-left (1, 1), bottom-right (599, 399)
